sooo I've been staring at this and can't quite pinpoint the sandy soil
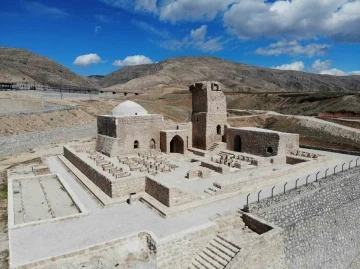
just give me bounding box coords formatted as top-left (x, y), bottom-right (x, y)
top-left (0, 109), bottom-right (95, 136)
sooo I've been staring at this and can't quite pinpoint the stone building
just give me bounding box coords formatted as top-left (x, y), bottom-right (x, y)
top-left (96, 81), bottom-right (299, 158)
top-left (96, 100), bottom-right (192, 157)
top-left (190, 81), bottom-right (227, 150)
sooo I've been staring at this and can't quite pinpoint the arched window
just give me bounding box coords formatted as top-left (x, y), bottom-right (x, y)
top-left (217, 125), bottom-right (221, 135)
top-left (267, 147), bottom-right (273, 154)
top-left (134, 140), bottom-right (139, 149)
top-left (150, 139), bottom-right (156, 149)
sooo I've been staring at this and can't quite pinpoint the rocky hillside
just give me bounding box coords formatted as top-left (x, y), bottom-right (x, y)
top-left (99, 56), bottom-right (360, 93)
top-left (0, 47), bottom-right (99, 89)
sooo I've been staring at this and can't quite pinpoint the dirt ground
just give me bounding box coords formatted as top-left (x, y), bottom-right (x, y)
top-left (0, 109), bottom-right (95, 136)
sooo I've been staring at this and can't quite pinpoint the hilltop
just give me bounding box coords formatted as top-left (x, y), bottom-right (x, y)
top-left (1, 47), bottom-right (360, 93)
top-left (99, 56), bottom-right (360, 93)
top-left (0, 47), bottom-right (99, 89)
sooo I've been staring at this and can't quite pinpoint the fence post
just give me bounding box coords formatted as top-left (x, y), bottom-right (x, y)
top-left (295, 178), bottom-right (300, 189)
top-left (258, 190), bottom-right (262, 203)
top-left (316, 171), bottom-right (320, 181)
top-left (306, 175), bottom-right (310, 186)
top-left (356, 158), bottom-right (359, 167)
top-left (342, 163), bottom-right (346, 172)
top-left (325, 168), bottom-right (329, 178)
top-left (349, 160), bottom-right (353, 169)
top-left (271, 186), bottom-right (275, 198)
top-left (284, 182), bottom-right (288, 194)
top-left (334, 165), bottom-right (338, 174)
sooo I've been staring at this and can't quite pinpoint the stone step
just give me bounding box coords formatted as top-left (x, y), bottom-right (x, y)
top-left (216, 235), bottom-right (241, 252)
top-left (202, 249), bottom-right (227, 267)
top-left (214, 236), bottom-right (240, 253)
top-left (208, 187), bottom-right (218, 193)
top-left (209, 241), bottom-right (234, 258)
top-left (204, 189), bottom-right (216, 196)
top-left (192, 260), bottom-right (206, 269)
top-left (199, 252), bottom-right (223, 269)
top-left (206, 245), bottom-right (231, 263)
top-left (195, 255), bottom-right (218, 269)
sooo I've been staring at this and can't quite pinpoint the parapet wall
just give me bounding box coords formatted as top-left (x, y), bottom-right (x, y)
top-left (250, 167), bottom-right (360, 269)
top-left (145, 176), bottom-right (200, 207)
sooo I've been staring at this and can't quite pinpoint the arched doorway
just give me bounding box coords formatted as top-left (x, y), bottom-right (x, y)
top-left (170, 135), bottom-right (184, 154)
top-left (134, 140), bottom-right (139, 149)
top-left (234, 135), bottom-right (242, 152)
top-left (150, 139), bottom-right (156, 149)
top-left (217, 125), bottom-right (221, 135)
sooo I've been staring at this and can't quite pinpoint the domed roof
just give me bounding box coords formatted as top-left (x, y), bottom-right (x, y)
top-left (111, 100), bottom-right (148, 116)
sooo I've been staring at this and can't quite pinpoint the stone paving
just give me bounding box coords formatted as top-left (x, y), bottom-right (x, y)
top-left (9, 150), bottom-right (359, 268)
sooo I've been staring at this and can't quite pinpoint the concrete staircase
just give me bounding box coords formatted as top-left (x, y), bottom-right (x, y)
top-left (204, 185), bottom-right (221, 196)
top-left (208, 143), bottom-right (220, 152)
top-left (188, 235), bottom-right (240, 269)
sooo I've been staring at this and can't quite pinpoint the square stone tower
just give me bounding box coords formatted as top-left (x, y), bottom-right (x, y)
top-left (190, 81), bottom-right (227, 150)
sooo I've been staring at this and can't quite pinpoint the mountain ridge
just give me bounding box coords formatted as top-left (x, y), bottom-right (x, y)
top-left (0, 47), bottom-right (99, 89)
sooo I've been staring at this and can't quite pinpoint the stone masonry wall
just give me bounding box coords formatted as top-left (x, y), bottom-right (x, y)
top-left (64, 146), bottom-right (113, 197)
top-left (145, 176), bottom-right (170, 206)
top-left (0, 124), bottom-right (96, 157)
top-left (227, 128), bottom-right (280, 157)
top-left (250, 168), bottom-right (360, 269)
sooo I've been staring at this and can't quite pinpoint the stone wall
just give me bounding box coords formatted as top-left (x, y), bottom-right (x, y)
top-left (64, 146), bottom-right (113, 197)
top-left (250, 167), bottom-right (360, 269)
top-left (65, 146), bottom-right (146, 198)
top-left (145, 176), bottom-right (201, 207)
top-left (295, 116), bottom-right (360, 143)
top-left (0, 124), bottom-right (96, 157)
top-left (226, 127), bottom-right (298, 157)
top-left (145, 176), bottom-right (170, 206)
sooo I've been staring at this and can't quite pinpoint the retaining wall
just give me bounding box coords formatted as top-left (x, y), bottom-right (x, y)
top-left (250, 168), bottom-right (360, 269)
top-left (0, 124), bottom-right (96, 157)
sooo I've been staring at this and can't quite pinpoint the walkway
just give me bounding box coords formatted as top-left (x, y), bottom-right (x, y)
top-left (9, 150), bottom-right (359, 267)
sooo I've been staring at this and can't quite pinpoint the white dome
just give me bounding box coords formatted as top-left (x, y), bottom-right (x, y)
top-left (111, 100), bottom-right (148, 116)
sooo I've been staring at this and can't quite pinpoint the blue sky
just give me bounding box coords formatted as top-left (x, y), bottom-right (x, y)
top-left (1, 0), bottom-right (360, 76)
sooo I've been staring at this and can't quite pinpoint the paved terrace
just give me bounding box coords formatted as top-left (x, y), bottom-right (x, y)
top-left (9, 150), bottom-right (359, 267)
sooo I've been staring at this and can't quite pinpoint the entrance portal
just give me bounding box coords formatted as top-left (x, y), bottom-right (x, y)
top-left (170, 135), bottom-right (184, 154)
top-left (234, 135), bottom-right (242, 152)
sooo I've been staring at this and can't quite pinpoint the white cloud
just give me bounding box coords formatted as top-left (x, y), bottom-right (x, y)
top-left (99, 0), bottom-right (158, 13)
top-left (272, 61), bottom-right (305, 71)
top-left (25, 2), bottom-right (68, 18)
top-left (320, 68), bottom-right (360, 76)
top-left (311, 59), bottom-right (333, 73)
top-left (160, 24), bottom-right (225, 52)
top-left (73, 53), bottom-right (103, 67)
top-left (98, 1), bottom-right (360, 42)
top-left (191, 25), bottom-right (207, 41)
top-left (112, 55), bottom-right (154, 66)
top-left (224, 0), bottom-right (360, 42)
top-left (160, 0), bottom-right (235, 23)
top-left (256, 40), bottom-right (331, 57)
top-left (136, 0), bottom-right (158, 13)
top-left (94, 26), bottom-right (102, 34)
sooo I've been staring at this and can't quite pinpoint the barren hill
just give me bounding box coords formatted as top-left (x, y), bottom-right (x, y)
top-left (0, 47), bottom-right (99, 89)
top-left (99, 56), bottom-right (360, 93)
